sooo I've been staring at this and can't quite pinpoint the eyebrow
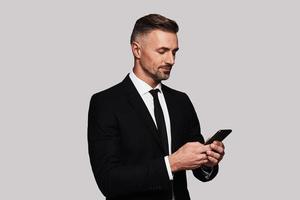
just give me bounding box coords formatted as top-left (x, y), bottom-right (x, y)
top-left (157, 47), bottom-right (179, 52)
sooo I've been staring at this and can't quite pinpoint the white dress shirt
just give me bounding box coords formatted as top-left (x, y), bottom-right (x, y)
top-left (129, 71), bottom-right (174, 180)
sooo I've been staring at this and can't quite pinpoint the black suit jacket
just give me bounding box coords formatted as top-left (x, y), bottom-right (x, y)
top-left (88, 74), bottom-right (218, 200)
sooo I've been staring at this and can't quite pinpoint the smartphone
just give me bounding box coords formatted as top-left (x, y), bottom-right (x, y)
top-left (205, 129), bottom-right (232, 144)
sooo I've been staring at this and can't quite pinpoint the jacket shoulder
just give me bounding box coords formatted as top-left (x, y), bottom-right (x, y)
top-left (162, 84), bottom-right (190, 99)
top-left (90, 81), bottom-right (124, 102)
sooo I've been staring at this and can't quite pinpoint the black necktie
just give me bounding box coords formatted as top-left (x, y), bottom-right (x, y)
top-left (149, 89), bottom-right (169, 155)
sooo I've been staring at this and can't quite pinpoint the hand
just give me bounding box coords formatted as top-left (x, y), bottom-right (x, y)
top-left (204, 141), bottom-right (225, 167)
top-left (168, 142), bottom-right (211, 172)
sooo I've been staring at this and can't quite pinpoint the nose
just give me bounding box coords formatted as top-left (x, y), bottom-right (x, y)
top-left (165, 51), bottom-right (175, 65)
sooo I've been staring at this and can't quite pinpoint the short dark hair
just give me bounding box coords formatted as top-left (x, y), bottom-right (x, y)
top-left (130, 14), bottom-right (179, 44)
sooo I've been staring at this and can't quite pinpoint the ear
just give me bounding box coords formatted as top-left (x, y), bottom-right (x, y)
top-left (131, 41), bottom-right (142, 59)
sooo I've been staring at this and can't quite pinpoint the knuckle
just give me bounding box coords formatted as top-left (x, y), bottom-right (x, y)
top-left (199, 154), bottom-right (206, 160)
top-left (220, 149), bottom-right (224, 155)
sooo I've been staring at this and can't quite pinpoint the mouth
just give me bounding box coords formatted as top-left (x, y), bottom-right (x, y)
top-left (160, 66), bottom-right (172, 72)
top-left (160, 68), bottom-right (171, 75)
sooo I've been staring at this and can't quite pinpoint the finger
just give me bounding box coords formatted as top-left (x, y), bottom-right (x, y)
top-left (200, 144), bottom-right (212, 153)
top-left (187, 142), bottom-right (204, 152)
top-left (207, 156), bottom-right (218, 165)
top-left (195, 153), bottom-right (208, 161)
top-left (211, 151), bottom-right (224, 162)
top-left (210, 143), bottom-right (224, 155)
top-left (213, 141), bottom-right (225, 149)
top-left (189, 159), bottom-right (208, 170)
top-left (192, 143), bottom-right (210, 154)
top-left (199, 159), bottom-right (209, 165)
top-left (206, 150), bottom-right (221, 160)
top-left (195, 159), bottom-right (209, 166)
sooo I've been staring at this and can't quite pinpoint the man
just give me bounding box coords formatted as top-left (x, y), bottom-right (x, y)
top-left (88, 14), bottom-right (225, 200)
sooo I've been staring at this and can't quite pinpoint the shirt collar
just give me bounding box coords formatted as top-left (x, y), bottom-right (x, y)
top-left (129, 70), bottom-right (162, 96)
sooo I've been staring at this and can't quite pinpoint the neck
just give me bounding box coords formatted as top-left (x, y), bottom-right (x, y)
top-left (132, 65), bottom-right (160, 88)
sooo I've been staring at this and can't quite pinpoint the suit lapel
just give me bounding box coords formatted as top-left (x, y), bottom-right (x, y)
top-left (121, 75), bottom-right (165, 153)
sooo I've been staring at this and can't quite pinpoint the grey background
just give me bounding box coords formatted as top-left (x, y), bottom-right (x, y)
top-left (1, 0), bottom-right (299, 199)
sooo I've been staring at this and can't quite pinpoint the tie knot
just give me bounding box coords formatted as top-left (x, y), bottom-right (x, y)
top-left (149, 89), bottom-right (160, 98)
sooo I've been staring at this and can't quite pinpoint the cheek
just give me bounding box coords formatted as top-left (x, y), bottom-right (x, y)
top-left (149, 53), bottom-right (164, 67)
top-left (143, 52), bottom-right (162, 68)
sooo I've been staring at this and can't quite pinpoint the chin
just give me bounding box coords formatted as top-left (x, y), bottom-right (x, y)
top-left (154, 71), bottom-right (170, 82)
top-left (160, 75), bottom-right (170, 81)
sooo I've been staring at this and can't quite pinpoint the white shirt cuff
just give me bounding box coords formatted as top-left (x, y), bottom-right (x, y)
top-left (164, 156), bottom-right (173, 180)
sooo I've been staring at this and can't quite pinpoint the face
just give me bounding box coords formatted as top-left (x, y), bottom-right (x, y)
top-left (134, 29), bottom-right (179, 83)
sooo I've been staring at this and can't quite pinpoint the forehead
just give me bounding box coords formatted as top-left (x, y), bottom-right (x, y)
top-left (142, 29), bottom-right (178, 49)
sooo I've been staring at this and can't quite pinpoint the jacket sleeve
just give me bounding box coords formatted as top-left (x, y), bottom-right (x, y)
top-left (183, 93), bottom-right (219, 182)
top-left (87, 94), bottom-right (171, 198)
